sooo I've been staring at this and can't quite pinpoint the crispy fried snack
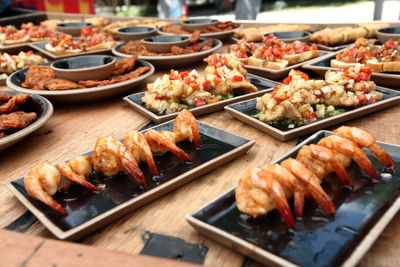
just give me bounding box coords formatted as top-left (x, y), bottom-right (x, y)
top-left (22, 65), bottom-right (56, 90)
top-left (0, 111), bottom-right (37, 131)
top-left (0, 94), bottom-right (30, 113)
top-left (43, 79), bottom-right (80, 90)
top-left (0, 92), bottom-right (13, 102)
top-left (113, 57), bottom-right (137, 76)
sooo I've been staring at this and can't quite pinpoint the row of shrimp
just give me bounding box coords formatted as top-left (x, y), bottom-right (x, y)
top-left (24, 109), bottom-right (201, 215)
top-left (235, 126), bottom-right (395, 229)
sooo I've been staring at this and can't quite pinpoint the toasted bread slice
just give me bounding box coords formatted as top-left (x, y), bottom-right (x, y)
top-left (330, 59), bottom-right (358, 69)
top-left (45, 43), bottom-right (82, 55)
top-left (2, 34), bottom-right (30, 45)
top-left (366, 59), bottom-right (400, 73)
top-left (85, 40), bottom-right (116, 51)
top-left (247, 57), bottom-right (289, 69)
top-left (283, 50), bottom-right (319, 65)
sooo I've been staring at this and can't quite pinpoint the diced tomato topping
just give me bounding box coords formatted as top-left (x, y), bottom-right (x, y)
top-left (169, 75), bottom-right (178, 80)
top-left (180, 72), bottom-right (189, 78)
top-left (283, 76), bottom-right (292, 84)
top-left (190, 83), bottom-right (198, 89)
top-left (194, 98), bottom-right (207, 106)
top-left (202, 80), bottom-right (210, 88)
top-left (214, 77), bottom-right (221, 84)
top-left (305, 112), bottom-right (316, 120)
top-left (358, 94), bottom-right (368, 103)
top-left (232, 75), bottom-right (243, 82)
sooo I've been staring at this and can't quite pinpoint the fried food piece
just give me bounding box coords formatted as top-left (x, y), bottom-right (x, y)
top-left (44, 79), bottom-right (79, 90)
top-left (0, 111), bottom-right (37, 131)
top-left (189, 31), bottom-right (201, 43)
top-left (113, 57), bottom-right (137, 76)
top-left (22, 65), bottom-right (56, 90)
top-left (0, 92), bottom-right (12, 102)
top-left (0, 94), bottom-right (30, 113)
top-left (78, 67), bottom-right (150, 88)
top-left (0, 132), bottom-right (6, 138)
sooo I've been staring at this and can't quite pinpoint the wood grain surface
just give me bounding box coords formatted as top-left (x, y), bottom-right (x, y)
top-left (0, 42), bottom-right (399, 267)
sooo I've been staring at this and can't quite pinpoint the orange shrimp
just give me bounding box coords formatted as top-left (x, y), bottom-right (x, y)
top-left (235, 167), bottom-right (295, 229)
top-left (333, 126), bottom-right (394, 167)
top-left (297, 144), bottom-right (352, 186)
top-left (125, 130), bottom-right (158, 176)
top-left (174, 109), bottom-right (201, 148)
top-left (318, 135), bottom-right (379, 179)
top-left (145, 129), bottom-right (191, 162)
top-left (93, 136), bottom-right (147, 186)
top-left (24, 161), bottom-right (66, 215)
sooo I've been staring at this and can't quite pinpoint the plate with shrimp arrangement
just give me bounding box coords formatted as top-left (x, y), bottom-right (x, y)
top-left (6, 110), bottom-right (255, 240)
top-left (0, 90), bottom-right (53, 150)
top-left (224, 67), bottom-right (400, 141)
top-left (187, 126), bottom-right (400, 267)
top-left (124, 54), bottom-right (280, 123)
top-left (6, 56), bottom-right (154, 103)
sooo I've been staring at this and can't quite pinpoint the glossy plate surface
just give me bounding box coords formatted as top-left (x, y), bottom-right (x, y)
top-left (0, 90), bottom-right (53, 150)
top-left (225, 86), bottom-right (400, 141)
top-left (7, 120), bottom-right (254, 240)
top-left (123, 73), bottom-right (280, 123)
top-left (112, 38), bottom-right (222, 68)
top-left (303, 51), bottom-right (400, 87)
top-left (6, 60), bottom-right (154, 103)
top-left (187, 130), bottom-right (400, 267)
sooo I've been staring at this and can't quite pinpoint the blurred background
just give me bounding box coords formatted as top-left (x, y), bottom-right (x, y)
top-left (4, 0), bottom-right (400, 22)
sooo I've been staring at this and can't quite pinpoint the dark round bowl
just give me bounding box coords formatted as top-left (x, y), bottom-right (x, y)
top-left (377, 26), bottom-right (400, 44)
top-left (56, 22), bottom-right (93, 36)
top-left (181, 18), bottom-right (219, 31)
top-left (51, 55), bottom-right (116, 82)
top-left (116, 26), bottom-right (156, 41)
top-left (264, 31), bottom-right (311, 43)
top-left (142, 35), bottom-right (190, 53)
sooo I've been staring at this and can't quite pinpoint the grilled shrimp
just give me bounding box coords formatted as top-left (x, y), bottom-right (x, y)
top-left (333, 126), bottom-right (394, 167)
top-left (24, 161), bottom-right (66, 214)
top-left (124, 130), bottom-right (158, 176)
top-left (57, 156), bottom-right (99, 192)
top-left (93, 136), bottom-right (147, 186)
top-left (173, 109), bottom-right (200, 148)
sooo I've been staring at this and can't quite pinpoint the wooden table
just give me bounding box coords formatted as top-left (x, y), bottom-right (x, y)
top-left (0, 45), bottom-right (399, 267)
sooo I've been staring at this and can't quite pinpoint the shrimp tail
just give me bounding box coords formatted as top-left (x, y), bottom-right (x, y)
top-left (369, 143), bottom-right (395, 167)
top-left (120, 154), bottom-right (148, 186)
top-left (58, 162), bottom-right (100, 191)
top-left (352, 146), bottom-right (379, 179)
top-left (258, 169), bottom-right (295, 229)
top-left (293, 187), bottom-right (305, 217)
top-left (24, 175), bottom-right (66, 215)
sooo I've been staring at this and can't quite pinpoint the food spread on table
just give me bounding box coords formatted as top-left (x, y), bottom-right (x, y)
top-left (23, 109), bottom-right (200, 214)
top-left (119, 32), bottom-right (214, 56)
top-left (0, 22), bottom-right (54, 45)
top-left (331, 38), bottom-right (400, 72)
top-left (234, 24), bottom-right (311, 42)
top-left (21, 57), bottom-right (149, 90)
top-left (235, 125), bottom-right (395, 228)
top-left (141, 53), bottom-right (258, 114)
top-left (228, 34), bottom-right (319, 69)
top-left (0, 51), bottom-right (45, 79)
top-left (253, 66), bottom-right (382, 128)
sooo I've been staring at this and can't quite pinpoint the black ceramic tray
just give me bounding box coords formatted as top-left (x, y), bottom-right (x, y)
top-left (187, 130), bottom-right (400, 267)
top-left (303, 51), bottom-right (400, 87)
top-left (124, 73), bottom-right (280, 123)
top-left (7, 120), bottom-right (255, 241)
top-left (224, 86), bottom-right (400, 141)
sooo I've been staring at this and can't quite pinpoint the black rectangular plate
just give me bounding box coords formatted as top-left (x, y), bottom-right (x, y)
top-left (225, 86), bottom-right (400, 140)
top-left (190, 131), bottom-right (400, 267)
top-left (124, 73), bottom-right (280, 123)
top-left (9, 121), bottom-right (250, 232)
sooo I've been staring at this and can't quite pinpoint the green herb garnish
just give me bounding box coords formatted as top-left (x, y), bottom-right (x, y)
top-left (326, 108), bottom-right (347, 117)
top-left (221, 93), bottom-right (234, 100)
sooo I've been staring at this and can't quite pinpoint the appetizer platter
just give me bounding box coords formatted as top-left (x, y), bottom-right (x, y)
top-left (124, 54), bottom-right (280, 123)
top-left (6, 56), bottom-right (154, 102)
top-left (228, 34), bottom-right (328, 79)
top-left (0, 22), bottom-right (54, 51)
top-left (225, 68), bottom-right (400, 141)
top-left (310, 23), bottom-right (389, 51)
top-left (112, 34), bottom-right (222, 68)
top-left (7, 110), bottom-right (255, 240)
top-left (29, 27), bottom-right (116, 59)
top-left (187, 126), bottom-right (400, 267)
top-left (0, 51), bottom-right (46, 85)
top-left (157, 21), bottom-right (242, 40)
top-left (233, 24), bottom-right (311, 42)
top-left (303, 40), bottom-right (400, 87)
top-left (0, 90), bottom-right (53, 150)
